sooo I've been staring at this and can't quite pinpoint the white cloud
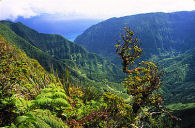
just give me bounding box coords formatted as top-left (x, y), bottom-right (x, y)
top-left (0, 0), bottom-right (195, 20)
top-left (0, 0), bottom-right (37, 20)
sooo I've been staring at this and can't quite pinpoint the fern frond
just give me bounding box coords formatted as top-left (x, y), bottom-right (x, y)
top-left (53, 98), bottom-right (69, 107)
top-left (30, 109), bottom-right (68, 128)
top-left (16, 109), bottom-right (68, 128)
top-left (53, 92), bottom-right (67, 99)
top-left (36, 92), bottom-right (53, 99)
top-left (33, 98), bottom-right (53, 106)
top-left (40, 88), bottom-right (53, 93)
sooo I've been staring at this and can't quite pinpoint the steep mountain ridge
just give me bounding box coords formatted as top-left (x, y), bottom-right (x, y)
top-left (0, 22), bottom-right (66, 73)
top-left (159, 48), bottom-right (195, 104)
top-left (75, 11), bottom-right (195, 64)
top-left (74, 11), bottom-right (195, 105)
top-left (0, 21), bottom-right (125, 90)
top-left (74, 12), bottom-right (195, 126)
top-left (0, 34), bottom-right (56, 125)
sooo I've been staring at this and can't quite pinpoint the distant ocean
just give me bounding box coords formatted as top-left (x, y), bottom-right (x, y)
top-left (63, 33), bottom-right (82, 42)
top-left (15, 16), bottom-right (101, 43)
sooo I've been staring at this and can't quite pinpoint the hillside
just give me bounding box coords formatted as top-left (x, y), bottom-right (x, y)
top-left (74, 11), bottom-right (195, 126)
top-left (0, 33), bottom-right (175, 128)
top-left (0, 21), bottom-right (125, 92)
top-left (0, 34), bottom-right (57, 126)
top-left (159, 49), bottom-right (195, 104)
top-left (75, 11), bottom-right (195, 102)
top-left (75, 11), bottom-right (195, 65)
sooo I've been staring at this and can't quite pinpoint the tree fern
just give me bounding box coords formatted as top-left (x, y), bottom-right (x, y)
top-left (16, 109), bottom-right (68, 128)
top-left (31, 84), bottom-right (71, 112)
top-left (53, 92), bottom-right (67, 99)
top-left (53, 98), bottom-right (69, 107)
top-left (35, 92), bottom-right (53, 99)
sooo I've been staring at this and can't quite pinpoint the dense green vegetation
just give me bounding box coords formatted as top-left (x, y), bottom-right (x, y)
top-left (75, 11), bottom-right (195, 127)
top-left (159, 49), bottom-right (195, 104)
top-left (74, 11), bottom-right (195, 103)
top-left (0, 34), bottom-right (59, 126)
top-left (75, 11), bottom-right (195, 65)
top-left (1, 11), bottom-right (195, 127)
top-left (0, 34), bottom-right (177, 127)
top-left (0, 21), bottom-right (125, 94)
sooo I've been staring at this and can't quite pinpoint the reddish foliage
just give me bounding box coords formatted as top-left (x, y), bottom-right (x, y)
top-left (79, 110), bottom-right (108, 124)
top-left (6, 68), bottom-right (10, 71)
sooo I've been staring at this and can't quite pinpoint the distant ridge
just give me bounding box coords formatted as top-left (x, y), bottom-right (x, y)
top-left (75, 11), bottom-right (195, 64)
top-left (75, 10), bottom-right (195, 108)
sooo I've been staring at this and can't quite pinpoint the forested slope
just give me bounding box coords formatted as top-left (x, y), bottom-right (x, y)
top-left (75, 11), bottom-right (195, 103)
top-left (75, 11), bottom-right (195, 64)
top-left (75, 11), bottom-right (195, 127)
top-left (0, 21), bottom-right (124, 90)
top-left (0, 34), bottom-right (174, 128)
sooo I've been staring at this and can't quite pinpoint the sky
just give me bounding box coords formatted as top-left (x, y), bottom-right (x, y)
top-left (0, 0), bottom-right (195, 21)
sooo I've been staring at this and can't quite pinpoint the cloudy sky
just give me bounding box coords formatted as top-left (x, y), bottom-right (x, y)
top-left (0, 0), bottom-right (195, 20)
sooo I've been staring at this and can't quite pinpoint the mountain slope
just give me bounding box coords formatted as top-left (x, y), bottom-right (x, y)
top-left (0, 34), bottom-right (56, 125)
top-left (0, 22), bottom-right (67, 74)
top-left (160, 49), bottom-right (195, 104)
top-left (75, 11), bottom-right (195, 64)
top-left (74, 11), bottom-right (195, 126)
top-left (0, 21), bottom-right (125, 89)
top-left (0, 34), bottom-right (171, 128)
top-left (75, 11), bottom-right (195, 102)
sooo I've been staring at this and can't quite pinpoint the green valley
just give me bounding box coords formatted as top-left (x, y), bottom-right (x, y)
top-left (0, 30), bottom-right (175, 127)
top-left (75, 11), bottom-right (195, 127)
top-left (0, 21), bottom-right (125, 93)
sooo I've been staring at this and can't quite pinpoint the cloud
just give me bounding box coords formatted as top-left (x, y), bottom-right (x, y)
top-left (0, 0), bottom-right (195, 20)
top-left (0, 0), bottom-right (36, 20)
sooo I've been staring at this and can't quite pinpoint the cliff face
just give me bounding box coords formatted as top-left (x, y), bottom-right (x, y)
top-left (75, 11), bottom-right (195, 64)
